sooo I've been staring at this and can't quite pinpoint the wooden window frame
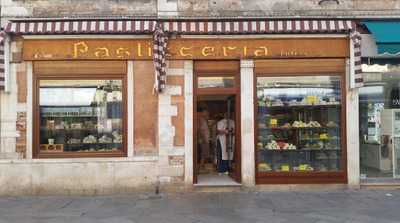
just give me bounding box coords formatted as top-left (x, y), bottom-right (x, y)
top-left (254, 59), bottom-right (348, 184)
top-left (32, 62), bottom-right (128, 158)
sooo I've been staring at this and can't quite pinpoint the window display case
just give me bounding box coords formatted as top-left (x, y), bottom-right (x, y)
top-left (255, 75), bottom-right (346, 183)
top-left (35, 79), bottom-right (126, 157)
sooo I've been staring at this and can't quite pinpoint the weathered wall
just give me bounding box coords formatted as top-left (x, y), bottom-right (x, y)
top-left (134, 61), bottom-right (158, 156)
top-left (0, 159), bottom-right (160, 195)
top-left (2, 0), bottom-right (400, 19)
top-left (1, 0), bottom-right (157, 18)
top-left (175, 0), bottom-right (400, 18)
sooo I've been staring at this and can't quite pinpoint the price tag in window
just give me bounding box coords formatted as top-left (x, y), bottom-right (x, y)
top-left (319, 133), bottom-right (328, 140)
top-left (270, 119), bottom-right (278, 125)
top-left (281, 165), bottom-right (290, 172)
top-left (306, 95), bottom-right (317, 104)
top-left (299, 165), bottom-right (307, 171)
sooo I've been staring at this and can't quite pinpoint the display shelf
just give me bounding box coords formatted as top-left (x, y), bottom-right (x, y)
top-left (259, 126), bottom-right (339, 131)
top-left (257, 104), bottom-right (341, 109)
top-left (41, 115), bottom-right (98, 118)
top-left (40, 128), bottom-right (122, 131)
top-left (258, 148), bottom-right (341, 152)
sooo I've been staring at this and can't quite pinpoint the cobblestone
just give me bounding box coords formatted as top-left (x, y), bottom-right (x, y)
top-left (0, 189), bottom-right (399, 223)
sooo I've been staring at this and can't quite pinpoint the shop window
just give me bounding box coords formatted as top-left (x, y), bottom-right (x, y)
top-left (359, 62), bottom-right (400, 178)
top-left (34, 76), bottom-right (126, 158)
top-left (197, 76), bottom-right (235, 89)
top-left (256, 75), bottom-right (343, 173)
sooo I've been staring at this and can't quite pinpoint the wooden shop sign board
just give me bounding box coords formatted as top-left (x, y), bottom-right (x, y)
top-left (23, 38), bottom-right (349, 60)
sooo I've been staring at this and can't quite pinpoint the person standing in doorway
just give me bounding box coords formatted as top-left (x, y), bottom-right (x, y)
top-left (216, 113), bottom-right (235, 174)
top-left (198, 108), bottom-right (210, 169)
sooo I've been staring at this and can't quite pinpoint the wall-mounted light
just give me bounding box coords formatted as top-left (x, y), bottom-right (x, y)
top-left (318, 0), bottom-right (340, 5)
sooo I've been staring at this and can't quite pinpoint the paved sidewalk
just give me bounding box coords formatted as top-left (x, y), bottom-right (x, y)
top-left (0, 189), bottom-right (399, 223)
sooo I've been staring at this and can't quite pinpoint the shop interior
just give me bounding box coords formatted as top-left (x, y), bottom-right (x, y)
top-left (359, 62), bottom-right (400, 180)
top-left (256, 76), bottom-right (343, 176)
top-left (196, 95), bottom-right (238, 185)
top-left (38, 80), bottom-right (124, 155)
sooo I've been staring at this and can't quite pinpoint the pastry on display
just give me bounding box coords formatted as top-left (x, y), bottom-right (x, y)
top-left (292, 121), bottom-right (307, 128)
top-left (280, 164), bottom-right (290, 172)
top-left (258, 163), bottom-right (272, 171)
top-left (265, 140), bottom-right (296, 150)
top-left (112, 131), bottom-right (123, 143)
top-left (83, 135), bottom-right (97, 144)
top-left (306, 121), bottom-right (321, 127)
top-left (265, 140), bottom-right (279, 150)
top-left (293, 164), bottom-right (314, 171)
top-left (257, 142), bottom-right (263, 150)
top-left (99, 135), bottom-right (113, 143)
top-left (281, 123), bottom-right (291, 128)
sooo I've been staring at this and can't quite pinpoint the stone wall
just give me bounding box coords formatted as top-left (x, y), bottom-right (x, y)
top-left (174, 0), bottom-right (400, 18)
top-left (1, 0), bottom-right (157, 18)
top-left (0, 158), bottom-right (159, 195)
top-left (1, 0), bottom-right (400, 20)
top-left (157, 60), bottom-right (186, 186)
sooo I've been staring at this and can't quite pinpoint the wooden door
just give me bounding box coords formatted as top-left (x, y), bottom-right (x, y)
top-left (193, 60), bottom-right (241, 184)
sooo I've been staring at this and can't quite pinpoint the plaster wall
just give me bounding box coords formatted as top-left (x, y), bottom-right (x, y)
top-left (1, 0), bottom-right (400, 20)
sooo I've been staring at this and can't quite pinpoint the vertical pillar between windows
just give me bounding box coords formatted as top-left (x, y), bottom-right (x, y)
top-left (240, 59), bottom-right (255, 187)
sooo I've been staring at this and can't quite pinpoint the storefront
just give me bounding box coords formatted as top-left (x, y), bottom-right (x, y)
top-left (0, 19), bottom-right (361, 194)
top-left (359, 21), bottom-right (400, 183)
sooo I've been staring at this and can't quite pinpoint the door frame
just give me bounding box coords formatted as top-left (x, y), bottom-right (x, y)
top-left (193, 60), bottom-right (241, 184)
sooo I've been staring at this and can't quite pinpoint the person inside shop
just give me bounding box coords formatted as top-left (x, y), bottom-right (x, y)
top-left (216, 112), bottom-right (235, 175)
top-left (198, 107), bottom-right (211, 169)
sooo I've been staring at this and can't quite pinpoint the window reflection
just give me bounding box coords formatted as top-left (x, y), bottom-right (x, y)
top-left (256, 76), bottom-right (342, 173)
top-left (39, 80), bottom-right (124, 153)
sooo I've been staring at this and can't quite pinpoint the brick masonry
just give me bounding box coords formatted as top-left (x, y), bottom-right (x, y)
top-left (157, 60), bottom-right (186, 184)
top-left (15, 112), bottom-right (26, 158)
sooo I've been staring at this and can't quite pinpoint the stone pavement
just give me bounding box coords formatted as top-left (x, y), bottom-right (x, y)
top-left (0, 189), bottom-right (399, 223)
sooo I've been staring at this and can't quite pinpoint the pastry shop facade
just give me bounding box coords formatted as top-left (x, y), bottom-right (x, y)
top-left (0, 19), bottom-right (362, 194)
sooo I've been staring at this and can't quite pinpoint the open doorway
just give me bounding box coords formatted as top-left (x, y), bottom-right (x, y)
top-left (195, 94), bottom-right (240, 185)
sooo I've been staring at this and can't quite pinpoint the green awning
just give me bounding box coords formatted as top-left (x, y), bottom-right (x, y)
top-left (364, 21), bottom-right (400, 55)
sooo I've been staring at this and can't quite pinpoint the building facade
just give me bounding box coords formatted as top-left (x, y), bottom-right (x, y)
top-left (0, 0), bottom-right (399, 195)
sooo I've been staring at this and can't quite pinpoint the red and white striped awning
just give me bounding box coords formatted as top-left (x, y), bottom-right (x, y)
top-left (0, 32), bottom-right (4, 91)
top-left (4, 19), bottom-right (354, 35)
top-left (161, 20), bottom-right (354, 34)
top-left (5, 20), bottom-right (157, 34)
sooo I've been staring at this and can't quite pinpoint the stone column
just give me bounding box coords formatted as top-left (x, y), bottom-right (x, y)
top-left (183, 61), bottom-right (194, 185)
top-left (346, 59), bottom-right (360, 188)
top-left (240, 60), bottom-right (256, 187)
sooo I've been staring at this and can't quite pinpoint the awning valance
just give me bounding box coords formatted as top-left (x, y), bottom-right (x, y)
top-left (364, 21), bottom-right (400, 55)
top-left (4, 19), bottom-right (354, 35)
top-left (5, 20), bottom-right (157, 34)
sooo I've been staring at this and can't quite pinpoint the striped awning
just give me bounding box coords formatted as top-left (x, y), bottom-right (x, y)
top-left (4, 19), bottom-right (354, 35)
top-left (161, 20), bottom-right (354, 34)
top-left (5, 20), bottom-right (157, 34)
top-left (1, 19), bottom-right (362, 91)
top-left (0, 32), bottom-right (4, 91)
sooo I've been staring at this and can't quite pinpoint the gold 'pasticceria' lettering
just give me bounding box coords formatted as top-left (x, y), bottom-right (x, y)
top-left (116, 48), bottom-right (130, 58)
top-left (201, 46), bottom-right (215, 57)
top-left (179, 47), bottom-right (193, 57)
top-left (73, 41), bottom-right (89, 58)
top-left (223, 46), bottom-right (237, 57)
top-left (94, 47), bottom-right (110, 58)
top-left (254, 46), bottom-right (269, 57)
